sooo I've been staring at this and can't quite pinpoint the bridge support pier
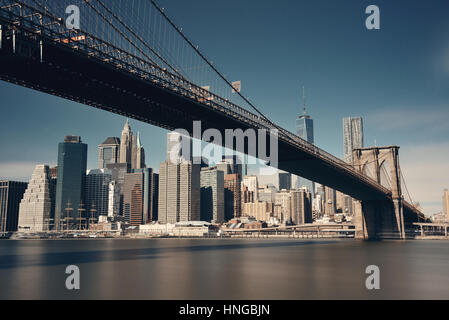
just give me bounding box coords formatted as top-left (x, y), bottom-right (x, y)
top-left (353, 146), bottom-right (406, 240)
top-left (354, 199), bottom-right (405, 240)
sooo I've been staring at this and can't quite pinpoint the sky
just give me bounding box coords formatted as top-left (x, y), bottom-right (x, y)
top-left (0, 0), bottom-right (448, 214)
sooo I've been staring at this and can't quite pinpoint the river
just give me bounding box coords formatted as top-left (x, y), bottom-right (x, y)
top-left (0, 239), bottom-right (448, 299)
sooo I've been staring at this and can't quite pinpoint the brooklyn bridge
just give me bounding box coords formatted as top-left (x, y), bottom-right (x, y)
top-left (0, 0), bottom-right (426, 239)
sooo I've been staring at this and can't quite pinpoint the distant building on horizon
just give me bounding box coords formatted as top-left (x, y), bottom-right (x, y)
top-left (443, 189), bottom-right (449, 220)
top-left (295, 87), bottom-right (315, 197)
top-left (343, 117), bottom-right (364, 163)
top-left (54, 136), bottom-right (88, 230)
top-left (17, 165), bottom-right (52, 232)
top-left (0, 180), bottom-right (28, 232)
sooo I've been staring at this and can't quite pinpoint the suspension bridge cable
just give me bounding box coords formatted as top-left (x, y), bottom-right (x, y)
top-left (92, 0), bottom-right (185, 79)
top-left (82, 0), bottom-right (160, 69)
top-left (399, 164), bottom-right (414, 205)
top-left (148, 0), bottom-right (282, 130)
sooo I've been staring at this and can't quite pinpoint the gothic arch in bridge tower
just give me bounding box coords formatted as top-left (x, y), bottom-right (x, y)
top-left (379, 159), bottom-right (391, 190)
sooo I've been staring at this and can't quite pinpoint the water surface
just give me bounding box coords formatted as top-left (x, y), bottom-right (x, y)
top-left (0, 239), bottom-right (448, 299)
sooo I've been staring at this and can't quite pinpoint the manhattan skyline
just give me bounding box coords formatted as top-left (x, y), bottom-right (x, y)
top-left (0, 0), bottom-right (448, 215)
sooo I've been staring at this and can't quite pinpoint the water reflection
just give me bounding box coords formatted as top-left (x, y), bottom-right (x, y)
top-left (0, 239), bottom-right (448, 299)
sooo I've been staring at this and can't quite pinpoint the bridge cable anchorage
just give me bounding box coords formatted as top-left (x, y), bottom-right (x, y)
top-left (149, 0), bottom-right (284, 131)
top-left (90, 0), bottom-right (186, 80)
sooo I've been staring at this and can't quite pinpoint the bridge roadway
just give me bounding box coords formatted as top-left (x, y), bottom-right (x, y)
top-left (0, 1), bottom-right (423, 225)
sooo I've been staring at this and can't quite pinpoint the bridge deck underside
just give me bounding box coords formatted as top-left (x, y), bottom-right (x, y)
top-left (0, 34), bottom-right (399, 203)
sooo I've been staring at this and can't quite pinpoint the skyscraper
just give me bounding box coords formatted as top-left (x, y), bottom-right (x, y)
top-left (167, 131), bottom-right (192, 163)
top-left (200, 167), bottom-right (224, 223)
top-left (278, 172), bottom-right (292, 190)
top-left (108, 181), bottom-right (120, 218)
top-left (106, 162), bottom-right (130, 216)
top-left (123, 172), bottom-right (144, 226)
top-left (324, 186), bottom-right (337, 216)
top-left (158, 160), bottom-right (200, 224)
top-left (295, 87), bottom-right (315, 196)
top-left (275, 190), bottom-right (291, 224)
top-left (55, 136), bottom-right (88, 230)
top-left (17, 165), bottom-right (52, 232)
top-left (343, 117), bottom-right (364, 163)
top-left (0, 180), bottom-right (27, 232)
top-left (135, 132), bottom-right (146, 170)
top-left (224, 173), bottom-right (241, 221)
top-left (98, 137), bottom-right (120, 169)
top-left (119, 120), bottom-right (145, 170)
top-left (242, 175), bottom-right (258, 201)
top-left (443, 189), bottom-right (449, 220)
top-left (217, 155), bottom-right (244, 176)
top-left (85, 169), bottom-right (112, 219)
top-left (134, 168), bottom-right (158, 224)
top-left (290, 188), bottom-right (312, 225)
top-left (120, 120), bottom-right (133, 165)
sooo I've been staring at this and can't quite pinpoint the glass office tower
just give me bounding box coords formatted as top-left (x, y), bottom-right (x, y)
top-left (295, 110), bottom-right (315, 196)
top-left (55, 136), bottom-right (88, 230)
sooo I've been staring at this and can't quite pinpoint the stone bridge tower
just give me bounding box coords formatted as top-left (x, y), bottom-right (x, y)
top-left (352, 146), bottom-right (405, 239)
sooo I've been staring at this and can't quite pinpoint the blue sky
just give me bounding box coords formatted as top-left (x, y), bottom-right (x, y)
top-left (1, 0), bottom-right (448, 214)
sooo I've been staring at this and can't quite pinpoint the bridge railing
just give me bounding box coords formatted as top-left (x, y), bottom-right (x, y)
top-left (0, 0), bottom-right (394, 198)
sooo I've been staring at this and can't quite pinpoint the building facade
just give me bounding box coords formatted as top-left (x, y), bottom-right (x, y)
top-left (123, 172), bottom-right (144, 226)
top-left (158, 160), bottom-right (200, 224)
top-left (278, 172), bottom-right (292, 191)
top-left (119, 120), bottom-right (145, 170)
top-left (17, 165), bottom-right (53, 232)
top-left (290, 188), bottom-right (312, 225)
top-left (242, 175), bottom-right (258, 201)
top-left (98, 137), bottom-right (120, 169)
top-left (54, 136), bottom-right (88, 230)
top-left (224, 173), bottom-right (241, 221)
top-left (275, 190), bottom-right (291, 223)
top-left (242, 202), bottom-right (273, 222)
top-left (0, 180), bottom-right (27, 232)
top-left (343, 117), bottom-right (364, 163)
top-left (295, 101), bottom-right (315, 196)
top-left (85, 169), bottom-right (112, 220)
top-left (324, 186), bottom-right (337, 216)
top-left (108, 180), bottom-right (121, 218)
top-left (200, 167), bottom-right (224, 223)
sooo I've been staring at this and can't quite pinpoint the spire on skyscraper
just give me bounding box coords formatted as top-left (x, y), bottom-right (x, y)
top-left (302, 86), bottom-right (307, 116)
top-left (124, 119), bottom-right (131, 131)
top-left (137, 131), bottom-right (142, 148)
